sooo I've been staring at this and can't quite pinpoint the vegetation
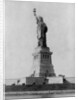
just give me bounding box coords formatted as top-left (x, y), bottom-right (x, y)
top-left (5, 83), bottom-right (75, 92)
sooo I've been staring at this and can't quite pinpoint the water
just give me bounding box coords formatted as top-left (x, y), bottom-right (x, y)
top-left (5, 90), bottom-right (75, 99)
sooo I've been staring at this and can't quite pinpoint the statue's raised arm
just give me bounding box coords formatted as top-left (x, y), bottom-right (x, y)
top-left (33, 8), bottom-right (39, 24)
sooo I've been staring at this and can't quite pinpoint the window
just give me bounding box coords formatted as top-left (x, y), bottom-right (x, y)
top-left (42, 54), bottom-right (49, 59)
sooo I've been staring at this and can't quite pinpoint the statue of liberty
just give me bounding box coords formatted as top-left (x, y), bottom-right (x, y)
top-left (33, 8), bottom-right (48, 47)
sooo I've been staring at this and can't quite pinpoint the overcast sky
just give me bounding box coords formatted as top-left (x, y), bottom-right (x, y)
top-left (5, 1), bottom-right (75, 79)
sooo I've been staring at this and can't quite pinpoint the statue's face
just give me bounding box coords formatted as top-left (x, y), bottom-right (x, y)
top-left (38, 16), bottom-right (43, 22)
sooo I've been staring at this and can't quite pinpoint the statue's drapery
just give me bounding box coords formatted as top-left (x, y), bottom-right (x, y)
top-left (36, 16), bottom-right (48, 47)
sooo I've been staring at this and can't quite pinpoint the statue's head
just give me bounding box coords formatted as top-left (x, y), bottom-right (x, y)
top-left (38, 16), bottom-right (43, 22)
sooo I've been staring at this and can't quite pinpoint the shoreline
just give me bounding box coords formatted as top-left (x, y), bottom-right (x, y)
top-left (5, 89), bottom-right (75, 95)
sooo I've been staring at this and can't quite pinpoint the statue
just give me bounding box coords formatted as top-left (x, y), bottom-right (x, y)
top-left (33, 8), bottom-right (48, 47)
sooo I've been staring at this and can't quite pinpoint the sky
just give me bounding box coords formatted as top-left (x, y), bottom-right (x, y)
top-left (5, 1), bottom-right (75, 79)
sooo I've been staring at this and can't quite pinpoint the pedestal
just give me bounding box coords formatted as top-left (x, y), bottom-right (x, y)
top-left (32, 46), bottom-right (56, 77)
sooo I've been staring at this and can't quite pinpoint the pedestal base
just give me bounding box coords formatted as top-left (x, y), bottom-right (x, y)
top-left (26, 76), bottom-right (63, 85)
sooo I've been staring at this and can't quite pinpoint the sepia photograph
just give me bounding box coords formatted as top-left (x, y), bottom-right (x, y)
top-left (4, 1), bottom-right (75, 99)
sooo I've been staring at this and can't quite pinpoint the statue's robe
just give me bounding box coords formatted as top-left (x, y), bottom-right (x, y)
top-left (37, 22), bottom-right (48, 47)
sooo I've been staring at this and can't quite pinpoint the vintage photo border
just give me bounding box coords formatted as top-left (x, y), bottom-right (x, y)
top-left (0, 0), bottom-right (78, 100)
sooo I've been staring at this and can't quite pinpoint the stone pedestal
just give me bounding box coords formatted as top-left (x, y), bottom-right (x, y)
top-left (32, 46), bottom-right (55, 77)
